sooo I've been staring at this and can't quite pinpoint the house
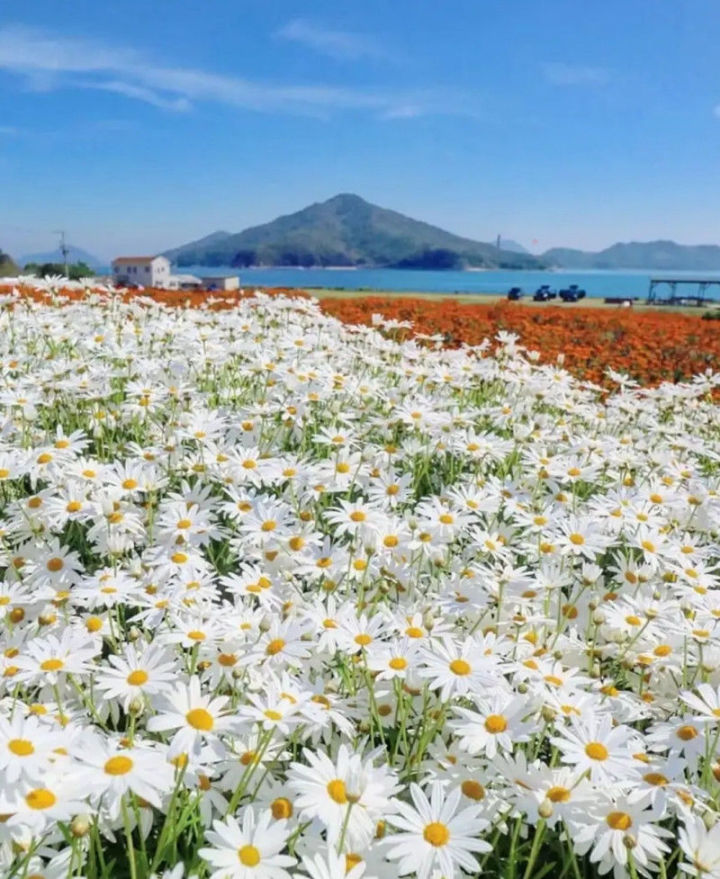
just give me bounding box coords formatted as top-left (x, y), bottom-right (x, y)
top-left (201, 275), bottom-right (240, 292)
top-left (112, 256), bottom-right (171, 288)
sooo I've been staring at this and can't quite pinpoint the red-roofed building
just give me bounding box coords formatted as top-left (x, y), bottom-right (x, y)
top-left (111, 255), bottom-right (170, 287)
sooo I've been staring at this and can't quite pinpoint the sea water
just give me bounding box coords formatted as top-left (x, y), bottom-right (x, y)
top-left (178, 267), bottom-right (720, 300)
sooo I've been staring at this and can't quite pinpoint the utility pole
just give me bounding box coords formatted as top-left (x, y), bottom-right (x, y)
top-left (496, 234), bottom-right (502, 251)
top-left (53, 230), bottom-right (70, 277)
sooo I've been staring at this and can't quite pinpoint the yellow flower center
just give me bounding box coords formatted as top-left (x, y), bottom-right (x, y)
top-left (350, 511), bottom-right (366, 522)
top-left (271, 797), bottom-right (293, 819)
top-left (8, 738), bottom-right (34, 756)
top-left (41, 658), bottom-right (64, 672)
top-left (484, 714), bottom-right (508, 733)
top-left (46, 557), bottom-right (64, 573)
top-left (389, 657), bottom-right (408, 670)
top-left (218, 653), bottom-right (237, 667)
top-left (127, 669), bottom-right (149, 686)
top-left (25, 788), bottom-right (56, 810)
top-left (606, 811), bottom-right (632, 830)
top-left (449, 659), bottom-right (471, 676)
top-left (569, 533), bottom-right (585, 545)
top-left (104, 756), bottom-right (134, 775)
top-left (643, 772), bottom-right (668, 786)
top-left (677, 725), bottom-right (698, 741)
top-left (585, 742), bottom-right (609, 761)
top-left (547, 786), bottom-right (571, 802)
top-left (423, 821), bottom-right (450, 847)
top-left (238, 845), bottom-right (261, 867)
top-left (461, 780), bottom-right (485, 800)
top-left (326, 778), bottom-right (348, 804)
top-left (122, 478), bottom-right (138, 490)
top-left (266, 638), bottom-right (285, 655)
top-left (186, 708), bottom-right (214, 731)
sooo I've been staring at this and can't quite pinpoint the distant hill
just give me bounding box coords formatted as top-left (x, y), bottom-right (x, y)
top-left (542, 240), bottom-right (720, 271)
top-left (0, 249), bottom-right (18, 277)
top-left (165, 194), bottom-right (543, 270)
top-left (499, 238), bottom-right (530, 254)
top-left (20, 245), bottom-right (103, 269)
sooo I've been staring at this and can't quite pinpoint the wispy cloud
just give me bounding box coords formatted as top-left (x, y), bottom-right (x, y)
top-left (542, 62), bottom-right (612, 86)
top-left (0, 25), bottom-right (453, 119)
top-left (275, 19), bottom-right (389, 61)
top-left (0, 125), bottom-right (21, 135)
top-left (713, 104), bottom-right (720, 119)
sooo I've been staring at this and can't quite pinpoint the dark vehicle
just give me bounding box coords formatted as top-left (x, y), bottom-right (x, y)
top-left (558, 284), bottom-right (587, 302)
top-left (507, 287), bottom-right (523, 300)
top-left (533, 284), bottom-right (557, 302)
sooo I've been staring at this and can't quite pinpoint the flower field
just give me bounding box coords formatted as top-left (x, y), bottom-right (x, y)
top-left (319, 297), bottom-right (720, 388)
top-left (3, 282), bottom-right (720, 879)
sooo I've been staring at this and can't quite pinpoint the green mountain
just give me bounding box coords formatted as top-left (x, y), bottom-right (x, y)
top-left (542, 240), bottom-right (720, 271)
top-left (165, 194), bottom-right (543, 269)
top-left (20, 245), bottom-right (103, 269)
top-left (0, 249), bottom-right (18, 277)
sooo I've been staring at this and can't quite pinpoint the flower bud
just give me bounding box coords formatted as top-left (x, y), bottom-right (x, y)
top-left (128, 696), bottom-right (144, 717)
top-left (128, 626), bottom-right (142, 642)
top-left (623, 833), bottom-right (637, 850)
top-left (71, 814), bottom-right (92, 837)
top-left (538, 799), bottom-right (553, 819)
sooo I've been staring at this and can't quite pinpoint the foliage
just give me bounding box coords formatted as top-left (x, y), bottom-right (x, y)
top-left (23, 260), bottom-right (95, 280)
top-left (0, 248), bottom-right (19, 276)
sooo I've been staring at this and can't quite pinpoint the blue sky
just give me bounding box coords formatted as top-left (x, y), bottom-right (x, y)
top-left (1, 0), bottom-right (719, 260)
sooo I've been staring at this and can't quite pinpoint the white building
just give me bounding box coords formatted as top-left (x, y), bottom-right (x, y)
top-left (166, 273), bottom-right (203, 291)
top-left (201, 275), bottom-right (240, 291)
top-left (112, 256), bottom-right (171, 288)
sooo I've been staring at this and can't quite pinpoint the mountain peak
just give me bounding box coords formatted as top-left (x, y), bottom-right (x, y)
top-left (325, 193), bottom-right (367, 205)
top-left (164, 196), bottom-right (543, 270)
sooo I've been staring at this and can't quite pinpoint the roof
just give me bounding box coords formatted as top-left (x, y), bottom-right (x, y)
top-left (112, 255), bottom-right (165, 264)
top-left (170, 274), bottom-right (202, 283)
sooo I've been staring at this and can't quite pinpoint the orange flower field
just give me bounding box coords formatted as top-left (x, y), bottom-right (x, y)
top-left (320, 297), bottom-right (720, 388)
top-left (3, 283), bottom-right (718, 387)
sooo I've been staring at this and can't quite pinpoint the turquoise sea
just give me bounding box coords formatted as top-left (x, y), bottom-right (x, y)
top-left (182, 267), bottom-right (720, 300)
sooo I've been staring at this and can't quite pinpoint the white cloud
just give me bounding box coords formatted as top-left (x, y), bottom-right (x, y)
top-left (0, 125), bottom-right (20, 135)
top-left (76, 80), bottom-right (192, 112)
top-left (542, 62), bottom-right (612, 86)
top-left (713, 104), bottom-right (720, 118)
top-left (275, 19), bottom-right (388, 61)
top-left (0, 25), bottom-right (455, 119)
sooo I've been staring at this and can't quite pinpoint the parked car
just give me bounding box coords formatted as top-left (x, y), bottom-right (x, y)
top-left (533, 285), bottom-right (557, 302)
top-left (507, 287), bottom-right (524, 300)
top-left (558, 284), bottom-right (587, 302)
